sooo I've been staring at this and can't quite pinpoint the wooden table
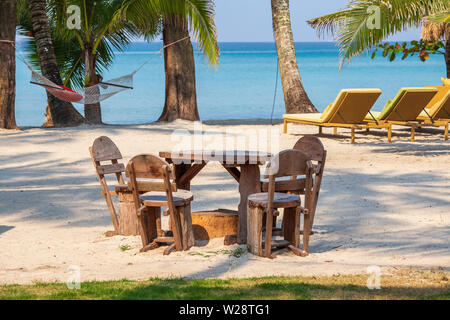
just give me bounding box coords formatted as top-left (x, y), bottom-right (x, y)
top-left (159, 150), bottom-right (272, 244)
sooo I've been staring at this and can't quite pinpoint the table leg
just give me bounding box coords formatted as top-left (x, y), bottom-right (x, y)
top-left (173, 163), bottom-right (192, 190)
top-left (237, 164), bottom-right (261, 244)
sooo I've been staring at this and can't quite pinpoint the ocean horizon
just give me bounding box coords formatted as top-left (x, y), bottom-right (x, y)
top-left (15, 41), bottom-right (446, 126)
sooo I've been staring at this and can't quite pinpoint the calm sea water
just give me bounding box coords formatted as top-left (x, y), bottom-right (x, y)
top-left (15, 42), bottom-right (446, 126)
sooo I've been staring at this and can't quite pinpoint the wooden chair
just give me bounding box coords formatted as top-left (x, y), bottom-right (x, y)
top-left (262, 136), bottom-right (326, 233)
top-left (126, 154), bottom-right (194, 255)
top-left (248, 150), bottom-right (314, 258)
top-left (89, 136), bottom-right (128, 236)
top-left (292, 136), bottom-right (327, 229)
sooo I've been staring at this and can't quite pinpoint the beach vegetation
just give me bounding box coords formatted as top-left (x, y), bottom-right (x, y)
top-left (17, 0), bottom-right (218, 125)
top-left (0, 269), bottom-right (448, 300)
top-left (308, 0), bottom-right (450, 77)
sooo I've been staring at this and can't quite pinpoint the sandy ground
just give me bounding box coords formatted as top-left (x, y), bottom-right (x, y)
top-left (0, 120), bottom-right (449, 285)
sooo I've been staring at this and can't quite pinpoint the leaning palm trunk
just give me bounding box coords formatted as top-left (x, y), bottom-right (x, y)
top-left (158, 17), bottom-right (200, 122)
top-left (271, 0), bottom-right (317, 114)
top-left (28, 0), bottom-right (85, 127)
top-left (0, 0), bottom-right (17, 129)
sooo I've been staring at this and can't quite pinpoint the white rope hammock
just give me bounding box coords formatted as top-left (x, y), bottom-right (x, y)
top-left (2, 37), bottom-right (190, 104)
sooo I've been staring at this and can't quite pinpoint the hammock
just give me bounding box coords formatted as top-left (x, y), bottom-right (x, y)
top-left (29, 66), bottom-right (134, 104)
top-left (2, 37), bottom-right (189, 104)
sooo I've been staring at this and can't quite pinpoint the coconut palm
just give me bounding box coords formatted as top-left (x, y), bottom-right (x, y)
top-left (425, 11), bottom-right (450, 23)
top-left (20, 0), bottom-right (218, 124)
top-left (308, 0), bottom-right (449, 76)
top-left (0, 0), bottom-right (18, 129)
top-left (421, 20), bottom-right (450, 76)
top-left (22, 0), bottom-right (86, 126)
top-left (156, 1), bottom-right (219, 121)
top-left (271, 0), bottom-right (317, 114)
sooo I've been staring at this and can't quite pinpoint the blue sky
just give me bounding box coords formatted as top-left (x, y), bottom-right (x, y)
top-left (214, 0), bottom-right (421, 42)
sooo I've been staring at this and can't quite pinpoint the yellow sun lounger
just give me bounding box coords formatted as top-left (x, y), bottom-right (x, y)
top-left (283, 89), bottom-right (389, 144)
top-left (423, 85), bottom-right (450, 114)
top-left (416, 90), bottom-right (450, 140)
top-left (364, 87), bottom-right (438, 142)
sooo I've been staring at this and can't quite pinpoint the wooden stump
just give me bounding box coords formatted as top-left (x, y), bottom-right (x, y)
top-left (247, 204), bottom-right (264, 256)
top-left (191, 209), bottom-right (238, 241)
top-left (118, 192), bottom-right (140, 236)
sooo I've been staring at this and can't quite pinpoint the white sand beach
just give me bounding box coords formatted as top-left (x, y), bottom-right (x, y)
top-left (0, 120), bottom-right (449, 284)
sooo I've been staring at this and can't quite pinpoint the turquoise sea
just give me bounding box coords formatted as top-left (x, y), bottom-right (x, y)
top-left (15, 42), bottom-right (446, 126)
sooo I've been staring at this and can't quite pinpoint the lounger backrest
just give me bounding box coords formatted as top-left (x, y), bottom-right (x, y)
top-left (325, 89), bottom-right (382, 124)
top-left (428, 90), bottom-right (450, 119)
top-left (424, 86), bottom-right (450, 110)
top-left (384, 88), bottom-right (438, 121)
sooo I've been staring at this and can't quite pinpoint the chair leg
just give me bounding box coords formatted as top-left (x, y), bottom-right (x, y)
top-left (140, 241), bottom-right (159, 253)
top-left (445, 122), bottom-right (449, 141)
top-left (169, 209), bottom-right (183, 252)
top-left (302, 213), bottom-right (311, 257)
top-left (138, 208), bottom-right (150, 247)
top-left (333, 127), bottom-right (337, 135)
top-left (264, 209), bottom-right (274, 258)
top-left (351, 128), bottom-right (355, 144)
top-left (411, 125), bottom-right (415, 142)
top-left (283, 119), bottom-right (288, 133)
top-left (318, 126), bottom-right (322, 134)
top-left (387, 125), bottom-right (392, 143)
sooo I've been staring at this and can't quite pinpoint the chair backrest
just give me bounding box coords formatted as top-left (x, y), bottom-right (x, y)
top-left (384, 88), bottom-right (438, 121)
top-left (263, 149), bottom-right (314, 213)
top-left (125, 154), bottom-right (176, 212)
top-left (264, 149), bottom-right (312, 179)
top-left (325, 89), bottom-right (382, 124)
top-left (292, 136), bottom-right (325, 163)
top-left (90, 136), bottom-right (125, 184)
top-left (125, 154), bottom-right (176, 192)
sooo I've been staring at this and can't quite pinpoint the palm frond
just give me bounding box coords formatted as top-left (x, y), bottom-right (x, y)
top-left (424, 11), bottom-right (450, 23)
top-left (123, 0), bottom-right (219, 65)
top-left (308, 0), bottom-right (449, 68)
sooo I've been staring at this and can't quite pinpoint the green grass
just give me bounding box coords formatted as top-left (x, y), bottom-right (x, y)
top-left (0, 269), bottom-right (448, 300)
top-left (119, 244), bottom-right (131, 252)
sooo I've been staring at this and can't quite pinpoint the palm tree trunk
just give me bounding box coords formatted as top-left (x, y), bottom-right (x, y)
top-left (158, 17), bottom-right (199, 122)
top-left (0, 0), bottom-right (17, 129)
top-left (28, 0), bottom-right (86, 127)
top-left (84, 48), bottom-right (102, 124)
top-left (445, 39), bottom-right (450, 78)
top-left (271, 0), bottom-right (317, 114)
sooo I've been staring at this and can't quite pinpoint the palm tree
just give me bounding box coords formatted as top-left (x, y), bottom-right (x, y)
top-left (421, 21), bottom-right (450, 77)
top-left (271, 0), bottom-right (317, 114)
top-left (158, 1), bottom-right (218, 121)
top-left (0, 0), bottom-right (18, 129)
top-left (27, 0), bottom-right (86, 126)
top-left (38, 0), bottom-right (218, 123)
top-left (308, 0), bottom-right (449, 76)
top-left (42, 0), bottom-right (146, 124)
top-left (425, 11), bottom-right (450, 23)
